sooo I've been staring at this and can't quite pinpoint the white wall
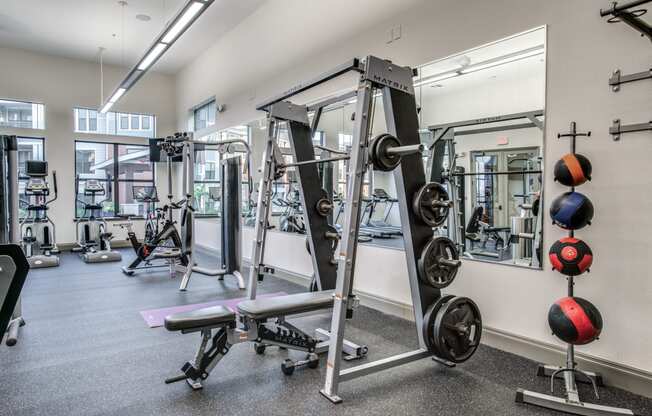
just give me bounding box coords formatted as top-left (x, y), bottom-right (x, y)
top-left (178, 0), bottom-right (652, 380)
top-left (0, 46), bottom-right (177, 244)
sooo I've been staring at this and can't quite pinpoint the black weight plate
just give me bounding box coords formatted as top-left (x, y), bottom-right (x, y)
top-left (422, 295), bottom-right (455, 355)
top-left (370, 134), bottom-right (401, 171)
top-left (418, 237), bottom-right (460, 288)
top-left (412, 182), bottom-right (450, 227)
top-left (432, 296), bottom-right (482, 363)
top-left (367, 134), bottom-right (387, 170)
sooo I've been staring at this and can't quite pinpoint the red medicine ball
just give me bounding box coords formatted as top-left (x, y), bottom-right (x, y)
top-left (549, 237), bottom-right (592, 276)
top-left (548, 297), bottom-right (603, 345)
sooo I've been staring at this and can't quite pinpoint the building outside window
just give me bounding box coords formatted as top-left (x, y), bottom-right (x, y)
top-left (0, 99), bottom-right (45, 129)
top-left (194, 100), bottom-right (217, 131)
top-left (74, 108), bottom-right (156, 138)
top-left (74, 141), bottom-right (154, 218)
top-left (193, 125), bottom-right (251, 215)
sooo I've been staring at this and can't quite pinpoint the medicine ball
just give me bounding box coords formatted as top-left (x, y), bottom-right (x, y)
top-left (550, 192), bottom-right (594, 230)
top-left (554, 153), bottom-right (592, 187)
top-left (548, 297), bottom-right (602, 345)
top-left (549, 237), bottom-right (593, 276)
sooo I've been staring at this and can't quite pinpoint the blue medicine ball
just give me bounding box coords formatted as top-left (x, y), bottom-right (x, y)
top-left (550, 192), bottom-right (594, 230)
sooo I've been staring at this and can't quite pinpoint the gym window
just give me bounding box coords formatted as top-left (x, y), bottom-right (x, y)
top-left (276, 127), bottom-right (324, 149)
top-left (74, 140), bottom-right (155, 218)
top-left (337, 133), bottom-right (369, 197)
top-left (193, 100), bottom-right (217, 131)
top-left (74, 108), bottom-right (156, 138)
top-left (0, 99), bottom-right (45, 130)
top-left (193, 125), bottom-right (251, 216)
top-left (16, 136), bottom-right (45, 218)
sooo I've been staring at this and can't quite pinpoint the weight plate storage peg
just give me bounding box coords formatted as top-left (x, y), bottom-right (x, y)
top-left (422, 295), bottom-right (456, 355)
top-left (315, 198), bottom-right (333, 217)
top-left (418, 237), bottom-right (461, 288)
top-left (305, 225), bottom-right (339, 255)
top-left (412, 182), bottom-right (453, 227)
top-left (431, 296), bottom-right (482, 363)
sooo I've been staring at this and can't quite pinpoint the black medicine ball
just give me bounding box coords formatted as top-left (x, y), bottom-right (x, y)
top-left (550, 192), bottom-right (594, 230)
top-left (554, 153), bottom-right (592, 187)
top-left (548, 297), bottom-right (602, 345)
top-left (549, 237), bottom-right (593, 276)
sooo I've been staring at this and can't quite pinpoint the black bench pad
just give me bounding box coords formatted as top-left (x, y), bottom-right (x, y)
top-left (165, 306), bottom-right (236, 331)
top-left (237, 291), bottom-right (334, 320)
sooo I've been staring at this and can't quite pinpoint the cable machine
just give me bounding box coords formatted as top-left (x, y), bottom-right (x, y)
top-left (178, 134), bottom-right (253, 291)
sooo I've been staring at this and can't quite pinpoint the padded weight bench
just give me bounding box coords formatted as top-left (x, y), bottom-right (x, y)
top-left (164, 291), bottom-right (367, 389)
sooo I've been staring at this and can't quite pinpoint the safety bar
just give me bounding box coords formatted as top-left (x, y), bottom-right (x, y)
top-left (256, 58), bottom-right (363, 111)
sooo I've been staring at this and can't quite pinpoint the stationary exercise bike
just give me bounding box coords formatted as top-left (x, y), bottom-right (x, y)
top-left (19, 160), bottom-right (60, 268)
top-left (117, 135), bottom-right (189, 277)
top-left (72, 175), bottom-right (121, 263)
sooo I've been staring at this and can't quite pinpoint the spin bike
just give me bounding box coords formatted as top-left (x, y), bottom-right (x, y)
top-left (20, 160), bottom-right (60, 268)
top-left (72, 175), bottom-right (121, 263)
top-left (117, 135), bottom-right (190, 277)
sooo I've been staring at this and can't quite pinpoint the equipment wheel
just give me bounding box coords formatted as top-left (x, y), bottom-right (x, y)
top-left (281, 359), bottom-right (295, 375)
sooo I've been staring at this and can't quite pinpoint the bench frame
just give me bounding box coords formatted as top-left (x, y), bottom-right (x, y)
top-left (166, 309), bottom-right (366, 390)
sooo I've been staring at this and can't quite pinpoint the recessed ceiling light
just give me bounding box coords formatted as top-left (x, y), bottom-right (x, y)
top-left (136, 14), bottom-right (151, 21)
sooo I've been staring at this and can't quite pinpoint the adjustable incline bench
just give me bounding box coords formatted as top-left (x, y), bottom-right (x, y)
top-left (165, 291), bottom-right (366, 389)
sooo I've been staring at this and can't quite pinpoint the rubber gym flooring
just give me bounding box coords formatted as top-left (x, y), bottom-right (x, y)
top-left (1, 248), bottom-right (650, 416)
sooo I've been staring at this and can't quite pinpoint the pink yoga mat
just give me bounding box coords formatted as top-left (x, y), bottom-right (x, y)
top-left (140, 292), bottom-right (287, 328)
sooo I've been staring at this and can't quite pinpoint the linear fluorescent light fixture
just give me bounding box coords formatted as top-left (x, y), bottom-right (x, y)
top-left (138, 43), bottom-right (167, 71)
top-left (99, 0), bottom-right (214, 113)
top-left (414, 44), bottom-right (544, 88)
top-left (460, 46), bottom-right (544, 74)
top-left (109, 88), bottom-right (126, 103)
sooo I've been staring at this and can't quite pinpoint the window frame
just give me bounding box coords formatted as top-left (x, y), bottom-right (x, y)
top-left (74, 139), bottom-right (155, 219)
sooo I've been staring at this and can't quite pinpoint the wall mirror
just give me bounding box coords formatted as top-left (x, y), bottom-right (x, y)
top-left (418, 26), bottom-right (546, 269)
top-left (242, 26), bottom-right (546, 270)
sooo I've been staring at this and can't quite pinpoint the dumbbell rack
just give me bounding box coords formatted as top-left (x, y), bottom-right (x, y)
top-left (516, 122), bottom-right (634, 416)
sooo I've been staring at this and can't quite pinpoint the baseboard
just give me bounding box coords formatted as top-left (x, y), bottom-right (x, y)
top-left (52, 241), bottom-right (133, 251)
top-left (197, 243), bottom-right (652, 398)
top-left (482, 326), bottom-right (652, 399)
top-left (241, 258), bottom-right (312, 288)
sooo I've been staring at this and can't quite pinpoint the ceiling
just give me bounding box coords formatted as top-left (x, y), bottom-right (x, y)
top-left (0, 0), bottom-right (266, 74)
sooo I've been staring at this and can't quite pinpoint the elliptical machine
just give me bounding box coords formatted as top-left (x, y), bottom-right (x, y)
top-left (117, 134), bottom-right (189, 277)
top-left (72, 175), bottom-right (122, 263)
top-left (20, 160), bottom-right (60, 268)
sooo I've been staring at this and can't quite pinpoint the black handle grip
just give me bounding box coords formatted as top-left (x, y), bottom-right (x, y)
top-left (164, 374), bottom-right (188, 384)
top-left (181, 209), bottom-right (187, 226)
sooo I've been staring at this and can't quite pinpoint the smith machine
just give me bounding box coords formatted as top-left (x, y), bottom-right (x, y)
top-left (255, 56), bottom-right (483, 403)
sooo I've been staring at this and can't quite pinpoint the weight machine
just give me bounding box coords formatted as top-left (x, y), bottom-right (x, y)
top-left (177, 134), bottom-right (251, 291)
top-left (0, 135), bottom-right (28, 346)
